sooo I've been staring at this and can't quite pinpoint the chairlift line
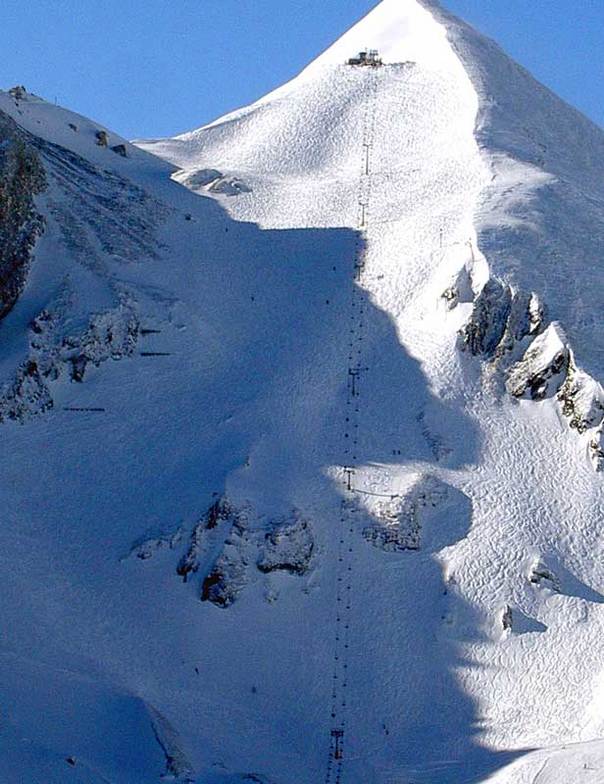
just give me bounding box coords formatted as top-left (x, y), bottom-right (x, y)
top-left (325, 65), bottom-right (380, 783)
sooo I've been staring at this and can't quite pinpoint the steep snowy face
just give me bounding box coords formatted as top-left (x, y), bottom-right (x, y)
top-left (136, 2), bottom-right (604, 782)
top-left (2, 3), bottom-right (604, 784)
top-left (140, 0), bottom-right (487, 242)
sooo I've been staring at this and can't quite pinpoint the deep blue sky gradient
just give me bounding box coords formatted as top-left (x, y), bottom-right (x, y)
top-left (3, 0), bottom-right (603, 139)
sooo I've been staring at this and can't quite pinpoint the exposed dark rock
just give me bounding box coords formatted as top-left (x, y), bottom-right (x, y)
top-left (60, 305), bottom-right (140, 383)
top-left (0, 359), bottom-right (53, 423)
top-left (502, 605), bottom-right (547, 635)
top-left (95, 130), bottom-right (109, 147)
top-left (177, 497), bottom-right (234, 581)
top-left (496, 290), bottom-right (544, 359)
top-left (111, 143), bottom-right (128, 157)
top-left (200, 515), bottom-right (251, 608)
top-left (0, 300), bottom-right (142, 423)
top-left (177, 521), bottom-right (207, 582)
top-left (502, 605), bottom-right (513, 631)
top-left (529, 562), bottom-right (560, 591)
top-left (557, 364), bottom-right (604, 434)
top-left (589, 429), bottom-right (604, 472)
top-left (0, 112), bottom-right (46, 319)
top-left (508, 290), bottom-right (544, 342)
top-left (441, 286), bottom-right (458, 310)
top-left (506, 324), bottom-right (569, 400)
top-left (201, 566), bottom-right (236, 607)
top-left (459, 278), bottom-right (512, 357)
top-left (206, 497), bottom-right (233, 530)
top-left (363, 475), bottom-right (447, 553)
top-left (257, 517), bottom-right (314, 575)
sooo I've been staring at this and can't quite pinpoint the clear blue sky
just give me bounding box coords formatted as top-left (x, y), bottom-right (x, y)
top-left (2, 1), bottom-right (603, 139)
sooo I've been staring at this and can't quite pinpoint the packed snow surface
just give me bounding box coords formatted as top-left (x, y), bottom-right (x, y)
top-left (2, 1), bottom-right (604, 783)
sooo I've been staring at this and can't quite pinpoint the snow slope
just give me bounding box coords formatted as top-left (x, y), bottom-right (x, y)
top-left (1, 1), bottom-right (604, 782)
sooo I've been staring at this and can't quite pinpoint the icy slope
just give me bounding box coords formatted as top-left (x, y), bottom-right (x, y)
top-left (1, 1), bottom-right (604, 784)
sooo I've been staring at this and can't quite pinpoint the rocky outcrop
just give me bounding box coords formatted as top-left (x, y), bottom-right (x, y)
top-left (504, 290), bottom-right (544, 346)
top-left (589, 428), bottom-right (604, 472)
top-left (201, 517), bottom-right (250, 608)
top-left (95, 130), bottom-right (109, 147)
top-left (62, 306), bottom-right (140, 383)
top-left (0, 299), bottom-right (140, 423)
top-left (500, 605), bottom-right (547, 636)
top-left (363, 475), bottom-right (447, 553)
top-left (459, 278), bottom-right (512, 356)
top-left (177, 497), bottom-right (236, 582)
top-left (174, 167), bottom-right (251, 197)
top-left (506, 323), bottom-right (569, 400)
top-left (0, 359), bottom-right (53, 423)
top-left (200, 512), bottom-right (316, 608)
top-left (127, 499), bottom-right (317, 608)
top-left (257, 517), bottom-right (314, 575)
top-left (111, 143), bottom-right (128, 157)
top-left (457, 271), bottom-right (603, 469)
top-left (459, 279), bottom-right (545, 362)
top-left (557, 365), bottom-right (604, 434)
top-left (209, 176), bottom-right (251, 196)
top-left (441, 264), bottom-right (474, 310)
top-left (0, 111), bottom-right (46, 319)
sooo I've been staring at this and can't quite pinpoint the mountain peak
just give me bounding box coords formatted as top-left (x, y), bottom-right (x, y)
top-left (305, 0), bottom-right (456, 73)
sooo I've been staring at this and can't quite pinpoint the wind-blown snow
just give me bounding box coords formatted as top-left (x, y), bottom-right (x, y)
top-left (1, 1), bottom-right (604, 783)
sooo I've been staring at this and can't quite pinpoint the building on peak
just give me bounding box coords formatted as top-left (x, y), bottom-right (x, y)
top-left (346, 49), bottom-right (383, 67)
top-left (8, 86), bottom-right (27, 101)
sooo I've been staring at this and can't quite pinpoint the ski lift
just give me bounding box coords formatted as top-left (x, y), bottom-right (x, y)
top-left (331, 729), bottom-right (344, 760)
top-left (347, 49), bottom-right (383, 67)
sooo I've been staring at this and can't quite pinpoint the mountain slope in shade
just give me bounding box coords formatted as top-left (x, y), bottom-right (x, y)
top-left (1, 1), bottom-right (604, 782)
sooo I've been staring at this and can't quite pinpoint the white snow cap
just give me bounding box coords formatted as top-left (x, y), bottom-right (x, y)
top-left (303, 0), bottom-right (457, 73)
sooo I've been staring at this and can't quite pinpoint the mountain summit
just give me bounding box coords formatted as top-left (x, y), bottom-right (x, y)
top-left (1, 2), bottom-right (604, 783)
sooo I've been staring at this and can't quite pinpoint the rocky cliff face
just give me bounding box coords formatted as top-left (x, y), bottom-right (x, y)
top-left (0, 109), bottom-right (46, 318)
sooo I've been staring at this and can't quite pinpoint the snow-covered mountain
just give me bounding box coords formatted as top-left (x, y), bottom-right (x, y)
top-left (1, 1), bottom-right (604, 782)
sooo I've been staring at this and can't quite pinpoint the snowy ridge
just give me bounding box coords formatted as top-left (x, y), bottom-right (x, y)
top-left (427, 0), bottom-right (604, 469)
top-left (1, 1), bottom-right (604, 783)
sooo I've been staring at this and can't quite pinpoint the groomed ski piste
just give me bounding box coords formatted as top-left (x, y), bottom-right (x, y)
top-left (1, 0), bottom-right (604, 782)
